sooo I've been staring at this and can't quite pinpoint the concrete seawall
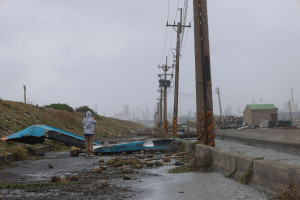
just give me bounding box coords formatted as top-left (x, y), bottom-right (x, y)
top-left (216, 129), bottom-right (300, 151)
top-left (193, 143), bottom-right (300, 193)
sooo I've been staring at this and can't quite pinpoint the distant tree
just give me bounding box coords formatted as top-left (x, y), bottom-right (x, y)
top-left (76, 106), bottom-right (102, 120)
top-left (45, 103), bottom-right (74, 112)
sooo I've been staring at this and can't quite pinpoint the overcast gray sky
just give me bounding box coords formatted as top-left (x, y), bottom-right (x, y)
top-left (0, 0), bottom-right (300, 117)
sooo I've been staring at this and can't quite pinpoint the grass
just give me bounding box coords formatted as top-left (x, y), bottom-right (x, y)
top-left (168, 164), bottom-right (192, 173)
top-left (0, 182), bottom-right (70, 189)
top-left (106, 157), bottom-right (142, 166)
top-left (237, 162), bottom-right (254, 184)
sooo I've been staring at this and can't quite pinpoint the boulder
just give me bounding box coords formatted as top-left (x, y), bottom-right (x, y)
top-left (134, 164), bottom-right (143, 169)
top-left (145, 161), bottom-right (154, 167)
top-left (155, 161), bottom-right (164, 167)
top-left (98, 157), bottom-right (105, 163)
top-left (92, 167), bottom-right (103, 173)
top-left (121, 168), bottom-right (133, 174)
top-left (69, 174), bottom-right (79, 181)
top-left (175, 160), bottom-right (184, 166)
top-left (99, 180), bottom-right (109, 188)
top-left (147, 154), bottom-right (153, 158)
top-left (70, 150), bottom-right (79, 157)
top-left (123, 175), bottom-right (131, 180)
top-left (163, 157), bottom-right (171, 163)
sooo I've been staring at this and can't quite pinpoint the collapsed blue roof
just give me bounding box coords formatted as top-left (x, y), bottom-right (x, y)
top-left (1, 125), bottom-right (101, 148)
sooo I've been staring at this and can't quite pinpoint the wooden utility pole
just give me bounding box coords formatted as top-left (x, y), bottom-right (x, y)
top-left (167, 8), bottom-right (191, 138)
top-left (193, 0), bottom-right (215, 146)
top-left (159, 57), bottom-right (173, 133)
top-left (23, 85), bottom-right (27, 104)
top-left (163, 58), bottom-right (168, 132)
top-left (216, 87), bottom-right (222, 123)
top-left (159, 87), bottom-right (163, 128)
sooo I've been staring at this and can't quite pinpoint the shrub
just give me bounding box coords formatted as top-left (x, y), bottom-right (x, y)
top-left (45, 103), bottom-right (74, 112)
top-left (76, 106), bottom-right (101, 120)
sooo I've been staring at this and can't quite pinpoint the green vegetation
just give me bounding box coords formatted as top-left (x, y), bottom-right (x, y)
top-left (45, 103), bottom-right (74, 112)
top-left (106, 157), bottom-right (142, 166)
top-left (237, 162), bottom-right (253, 184)
top-left (0, 182), bottom-right (69, 189)
top-left (0, 142), bottom-right (30, 161)
top-left (225, 169), bottom-right (237, 178)
top-left (271, 186), bottom-right (300, 200)
top-left (168, 164), bottom-right (192, 173)
top-left (76, 106), bottom-right (101, 120)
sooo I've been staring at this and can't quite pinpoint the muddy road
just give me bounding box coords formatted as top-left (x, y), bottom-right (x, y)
top-left (0, 150), bottom-right (273, 200)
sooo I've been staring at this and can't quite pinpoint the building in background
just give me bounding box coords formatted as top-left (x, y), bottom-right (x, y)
top-left (243, 104), bottom-right (278, 125)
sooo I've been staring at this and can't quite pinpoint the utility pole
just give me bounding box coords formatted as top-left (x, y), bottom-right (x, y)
top-left (158, 57), bottom-right (173, 133)
top-left (193, 0), bottom-right (215, 146)
top-left (23, 85), bottom-right (27, 104)
top-left (159, 88), bottom-right (163, 129)
top-left (216, 87), bottom-right (222, 124)
top-left (167, 8), bottom-right (191, 138)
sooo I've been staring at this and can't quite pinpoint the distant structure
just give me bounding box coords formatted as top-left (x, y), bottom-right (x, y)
top-left (113, 104), bottom-right (131, 120)
top-left (243, 104), bottom-right (278, 125)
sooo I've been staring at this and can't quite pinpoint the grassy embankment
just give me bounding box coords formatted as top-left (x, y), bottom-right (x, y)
top-left (0, 99), bottom-right (145, 161)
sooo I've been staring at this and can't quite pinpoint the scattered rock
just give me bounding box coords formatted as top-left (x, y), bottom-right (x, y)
top-left (99, 180), bottom-right (109, 188)
top-left (100, 166), bottom-right (107, 171)
top-left (134, 164), bottom-right (143, 169)
top-left (145, 161), bottom-right (154, 167)
top-left (69, 174), bottom-right (79, 181)
top-left (155, 161), bottom-right (164, 167)
top-left (175, 160), bottom-right (184, 166)
top-left (147, 154), bottom-right (153, 158)
top-left (92, 167), bottom-right (103, 173)
top-left (123, 175), bottom-right (131, 180)
top-left (121, 168), bottom-right (133, 174)
top-left (50, 176), bottom-right (60, 183)
top-left (178, 152), bottom-right (186, 156)
top-left (98, 157), bottom-right (105, 163)
top-left (113, 163), bottom-right (123, 167)
top-left (141, 160), bottom-right (147, 165)
top-left (70, 150), bottom-right (79, 157)
top-left (137, 154), bottom-right (144, 159)
top-left (48, 164), bottom-right (53, 169)
top-left (163, 157), bottom-right (171, 162)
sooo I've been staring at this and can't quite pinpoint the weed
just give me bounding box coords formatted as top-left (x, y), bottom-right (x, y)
top-left (106, 157), bottom-right (142, 166)
top-left (0, 182), bottom-right (70, 189)
top-left (168, 164), bottom-right (192, 173)
top-left (238, 161), bottom-right (253, 184)
top-left (272, 185), bottom-right (300, 200)
top-left (225, 169), bottom-right (237, 178)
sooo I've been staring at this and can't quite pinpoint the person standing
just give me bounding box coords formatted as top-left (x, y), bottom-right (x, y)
top-left (82, 111), bottom-right (96, 157)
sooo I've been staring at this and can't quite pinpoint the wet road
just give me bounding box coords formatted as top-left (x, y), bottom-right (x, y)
top-left (0, 151), bottom-right (272, 199)
top-left (132, 165), bottom-right (269, 200)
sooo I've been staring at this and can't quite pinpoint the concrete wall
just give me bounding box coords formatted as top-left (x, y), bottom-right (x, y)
top-left (216, 129), bottom-right (300, 150)
top-left (194, 143), bottom-right (300, 193)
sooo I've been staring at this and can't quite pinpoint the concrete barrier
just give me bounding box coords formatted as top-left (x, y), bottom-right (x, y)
top-left (252, 160), bottom-right (295, 192)
top-left (194, 143), bottom-right (300, 193)
top-left (216, 129), bottom-right (300, 151)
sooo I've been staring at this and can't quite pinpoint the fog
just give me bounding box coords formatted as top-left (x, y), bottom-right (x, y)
top-left (0, 0), bottom-right (299, 118)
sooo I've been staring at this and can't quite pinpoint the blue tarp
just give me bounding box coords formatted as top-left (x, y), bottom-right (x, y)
top-left (1, 125), bottom-right (101, 148)
top-left (1, 125), bottom-right (172, 153)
